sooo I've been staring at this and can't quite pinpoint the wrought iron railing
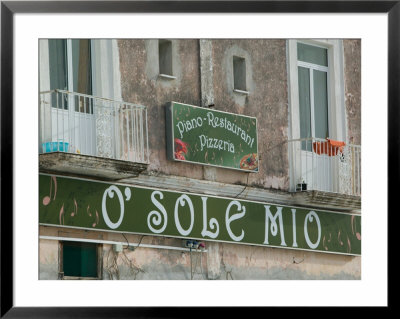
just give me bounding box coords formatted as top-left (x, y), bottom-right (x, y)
top-left (39, 90), bottom-right (149, 163)
top-left (288, 137), bottom-right (361, 196)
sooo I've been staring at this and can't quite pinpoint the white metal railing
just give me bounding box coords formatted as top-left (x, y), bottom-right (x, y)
top-left (288, 137), bottom-right (361, 196)
top-left (39, 90), bottom-right (149, 163)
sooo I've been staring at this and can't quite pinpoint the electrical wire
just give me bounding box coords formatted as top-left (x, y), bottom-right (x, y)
top-left (105, 247), bottom-right (120, 280)
top-left (135, 235), bottom-right (145, 250)
top-left (118, 234), bottom-right (147, 279)
top-left (106, 241), bottom-right (146, 280)
top-left (122, 233), bottom-right (146, 251)
top-left (121, 249), bottom-right (145, 280)
top-left (122, 233), bottom-right (130, 250)
top-left (235, 173), bottom-right (250, 198)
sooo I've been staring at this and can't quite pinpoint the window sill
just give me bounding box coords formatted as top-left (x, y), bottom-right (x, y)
top-left (62, 276), bottom-right (101, 280)
top-left (159, 74), bottom-right (177, 80)
top-left (233, 89), bottom-right (250, 95)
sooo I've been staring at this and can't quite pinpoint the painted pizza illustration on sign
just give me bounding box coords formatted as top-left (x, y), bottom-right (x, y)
top-left (239, 153), bottom-right (258, 171)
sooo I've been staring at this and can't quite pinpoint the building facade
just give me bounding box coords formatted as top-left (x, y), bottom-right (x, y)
top-left (39, 39), bottom-right (361, 280)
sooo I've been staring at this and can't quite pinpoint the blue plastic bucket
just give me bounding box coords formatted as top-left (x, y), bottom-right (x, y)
top-left (42, 141), bottom-right (69, 153)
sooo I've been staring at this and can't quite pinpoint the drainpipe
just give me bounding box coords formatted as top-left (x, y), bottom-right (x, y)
top-left (199, 39), bottom-right (217, 183)
top-left (199, 39), bottom-right (221, 280)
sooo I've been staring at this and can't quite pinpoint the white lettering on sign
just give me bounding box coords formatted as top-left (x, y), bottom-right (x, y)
top-left (144, 190), bottom-right (323, 252)
top-left (199, 134), bottom-right (235, 153)
top-left (176, 117), bottom-right (204, 138)
top-left (225, 200), bottom-right (246, 241)
top-left (263, 205), bottom-right (287, 246)
top-left (304, 211), bottom-right (321, 249)
top-left (206, 112), bottom-right (254, 148)
top-left (201, 197), bottom-right (219, 238)
top-left (174, 109), bottom-right (255, 149)
top-left (102, 186), bottom-right (126, 229)
top-left (147, 191), bottom-right (168, 234)
top-left (291, 208), bottom-right (298, 248)
top-left (174, 195), bottom-right (194, 236)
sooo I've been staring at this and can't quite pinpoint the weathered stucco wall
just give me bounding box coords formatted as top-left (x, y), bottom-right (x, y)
top-left (343, 39), bottom-right (361, 146)
top-left (118, 39), bottom-right (289, 191)
top-left (118, 39), bottom-right (204, 180)
top-left (210, 39), bottom-right (289, 190)
top-left (39, 226), bottom-right (360, 280)
top-left (39, 239), bottom-right (59, 280)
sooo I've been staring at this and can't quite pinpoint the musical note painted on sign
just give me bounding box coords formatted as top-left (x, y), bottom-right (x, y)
top-left (42, 176), bottom-right (57, 206)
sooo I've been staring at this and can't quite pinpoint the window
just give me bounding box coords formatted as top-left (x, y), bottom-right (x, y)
top-left (288, 40), bottom-right (346, 143)
top-left (48, 39), bottom-right (93, 96)
top-left (70, 39), bottom-right (93, 98)
top-left (48, 39), bottom-right (68, 110)
top-left (61, 241), bottom-right (101, 279)
top-left (48, 39), bottom-right (68, 92)
top-left (287, 40), bottom-right (346, 192)
top-left (233, 56), bottom-right (247, 92)
top-left (49, 39), bottom-right (93, 113)
top-left (48, 39), bottom-right (93, 113)
top-left (297, 42), bottom-right (329, 150)
top-left (158, 39), bottom-right (174, 78)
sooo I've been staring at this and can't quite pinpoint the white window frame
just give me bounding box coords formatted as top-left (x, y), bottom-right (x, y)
top-left (39, 39), bottom-right (122, 101)
top-left (287, 39), bottom-right (346, 143)
top-left (287, 39), bottom-right (347, 191)
top-left (297, 59), bottom-right (329, 140)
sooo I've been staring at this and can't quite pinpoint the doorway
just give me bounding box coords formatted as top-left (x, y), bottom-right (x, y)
top-left (47, 39), bottom-right (96, 155)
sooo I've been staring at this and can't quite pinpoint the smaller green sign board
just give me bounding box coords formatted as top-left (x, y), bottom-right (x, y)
top-left (166, 102), bottom-right (259, 172)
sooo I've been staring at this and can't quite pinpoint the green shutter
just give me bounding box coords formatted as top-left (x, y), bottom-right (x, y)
top-left (63, 242), bottom-right (98, 277)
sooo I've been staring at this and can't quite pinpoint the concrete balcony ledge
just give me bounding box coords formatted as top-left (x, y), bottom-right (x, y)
top-left (291, 190), bottom-right (361, 212)
top-left (39, 152), bottom-right (148, 181)
top-left (120, 173), bottom-right (361, 213)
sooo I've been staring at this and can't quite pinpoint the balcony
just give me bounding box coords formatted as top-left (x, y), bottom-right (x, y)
top-left (288, 137), bottom-right (361, 200)
top-left (39, 90), bottom-right (149, 180)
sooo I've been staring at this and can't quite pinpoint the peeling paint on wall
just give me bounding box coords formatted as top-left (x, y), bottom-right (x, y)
top-left (39, 227), bottom-right (360, 280)
top-left (343, 39), bottom-right (361, 146)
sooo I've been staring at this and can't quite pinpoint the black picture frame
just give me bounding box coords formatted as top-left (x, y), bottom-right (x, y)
top-left (1, 0), bottom-right (395, 317)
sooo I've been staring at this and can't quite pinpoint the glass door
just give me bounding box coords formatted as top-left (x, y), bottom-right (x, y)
top-left (48, 39), bottom-right (96, 155)
top-left (297, 42), bottom-right (333, 192)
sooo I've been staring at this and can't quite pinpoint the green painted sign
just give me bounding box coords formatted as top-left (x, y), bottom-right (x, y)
top-left (166, 102), bottom-right (259, 172)
top-left (39, 174), bottom-right (361, 256)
